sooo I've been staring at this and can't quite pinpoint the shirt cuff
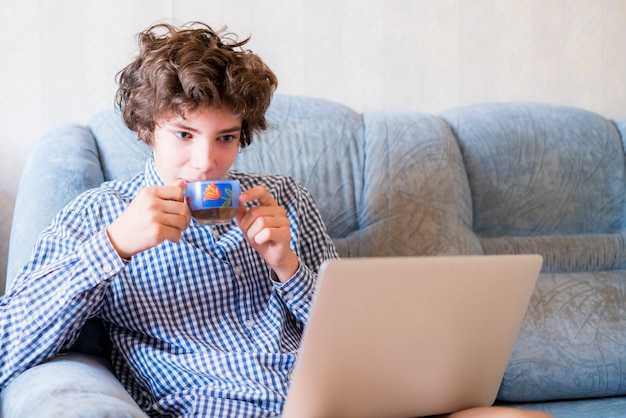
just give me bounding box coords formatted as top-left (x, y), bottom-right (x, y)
top-left (273, 260), bottom-right (317, 320)
top-left (78, 229), bottom-right (129, 284)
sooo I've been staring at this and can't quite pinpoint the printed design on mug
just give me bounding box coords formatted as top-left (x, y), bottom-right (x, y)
top-left (203, 183), bottom-right (221, 200)
top-left (202, 182), bottom-right (233, 208)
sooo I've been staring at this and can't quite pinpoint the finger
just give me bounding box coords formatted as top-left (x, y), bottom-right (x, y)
top-left (234, 204), bottom-right (248, 223)
top-left (141, 221), bottom-right (185, 246)
top-left (245, 212), bottom-right (290, 240)
top-left (162, 208), bottom-right (191, 230)
top-left (150, 209), bottom-right (191, 239)
top-left (251, 223), bottom-right (290, 246)
top-left (159, 199), bottom-right (190, 217)
top-left (160, 221), bottom-right (189, 243)
top-left (237, 205), bottom-right (286, 233)
top-left (140, 202), bottom-right (189, 230)
top-left (147, 184), bottom-right (185, 202)
top-left (240, 186), bottom-right (277, 207)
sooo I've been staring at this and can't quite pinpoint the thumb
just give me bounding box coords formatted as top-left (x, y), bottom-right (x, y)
top-left (173, 179), bottom-right (187, 188)
top-left (168, 180), bottom-right (187, 202)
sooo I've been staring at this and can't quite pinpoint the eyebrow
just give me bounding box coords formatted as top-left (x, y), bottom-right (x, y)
top-left (217, 126), bottom-right (243, 134)
top-left (169, 122), bottom-right (242, 134)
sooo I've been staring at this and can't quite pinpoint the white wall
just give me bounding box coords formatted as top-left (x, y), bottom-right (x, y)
top-left (1, 0), bottom-right (626, 292)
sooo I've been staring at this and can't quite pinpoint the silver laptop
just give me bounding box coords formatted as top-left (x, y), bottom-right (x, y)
top-left (282, 254), bottom-right (542, 418)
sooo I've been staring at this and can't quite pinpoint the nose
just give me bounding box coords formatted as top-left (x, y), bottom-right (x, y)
top-left (190, 140), bottom-right (215, 173)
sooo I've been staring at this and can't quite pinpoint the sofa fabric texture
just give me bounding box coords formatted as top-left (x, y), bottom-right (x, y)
top-left (0, 353), bottom-right (147, 418)
top-left (4, 94), bottom-right (626, 417)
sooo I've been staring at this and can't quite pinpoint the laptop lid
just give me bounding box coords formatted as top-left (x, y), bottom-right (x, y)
top-left (282, 254), bottom-right (542, 418)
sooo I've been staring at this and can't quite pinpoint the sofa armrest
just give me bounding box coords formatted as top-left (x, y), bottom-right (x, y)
top-left (0, 353), bottom-right (147, 418)
top-left (6, 125), bottom-right (104, 291)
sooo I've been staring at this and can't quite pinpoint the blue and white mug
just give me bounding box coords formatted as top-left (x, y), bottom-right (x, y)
top-left (185, 180), bottom-right (241, 224)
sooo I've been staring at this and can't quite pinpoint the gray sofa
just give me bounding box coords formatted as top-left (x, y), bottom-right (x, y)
top-left (4, 94), bottom-right (626, 417)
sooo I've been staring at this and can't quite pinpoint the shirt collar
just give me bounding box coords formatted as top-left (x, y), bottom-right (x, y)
top-left (144, 155), bottom-right (165, 186)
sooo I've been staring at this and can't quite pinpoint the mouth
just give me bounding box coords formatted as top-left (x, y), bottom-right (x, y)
top-left (182, 176), bottom-right (225, 183)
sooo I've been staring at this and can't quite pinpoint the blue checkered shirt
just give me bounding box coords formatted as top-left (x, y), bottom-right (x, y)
top-left (0, 158), bottom-right (339, 417)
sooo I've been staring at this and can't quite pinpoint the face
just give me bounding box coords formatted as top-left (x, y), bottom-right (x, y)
top-left (151, 107), bottom-right (242, 184)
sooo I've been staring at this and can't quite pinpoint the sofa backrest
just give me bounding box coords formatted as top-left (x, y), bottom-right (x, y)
top-left (359, 111), bottom-right (481, 257)
top-left (442, 102), bottom-right (626, 272)
top-left (8, 95), bottom-right (626, 290)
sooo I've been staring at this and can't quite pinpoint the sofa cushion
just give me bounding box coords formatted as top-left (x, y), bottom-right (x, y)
top-left (498, 270), bottom-right (626, 402)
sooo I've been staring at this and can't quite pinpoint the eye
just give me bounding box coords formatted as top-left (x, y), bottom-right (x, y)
top-left (175, 131), bottom-right (192, 140)
top-left (218, 134), bottom-right (238, 143)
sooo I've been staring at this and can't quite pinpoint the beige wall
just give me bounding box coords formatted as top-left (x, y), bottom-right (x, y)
top-left (1, 0), bottom-right (626, 292)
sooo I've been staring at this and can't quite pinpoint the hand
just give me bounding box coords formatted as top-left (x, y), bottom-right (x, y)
top-left (106, 180), bottom-right (191, 259)
top-left (235, 186), bottom-right (299, 282)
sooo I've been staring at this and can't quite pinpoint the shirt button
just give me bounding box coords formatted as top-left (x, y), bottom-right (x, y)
top-left (212, 228), bottom-right (220, 240)
top-left (233, 265), bottom-right (243, 277)
top-left (284, 291), bottom-right (294, 301)
top-left (244, 319), bottom-right (255, 328)
top-left (102, 264), bottom-right (112, 273)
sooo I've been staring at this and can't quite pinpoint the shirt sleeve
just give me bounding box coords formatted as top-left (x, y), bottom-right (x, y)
top-left (273, 261), bottom-right (316, 324)
top-left (0, 191), bottom-right (127, 388)
top-left (272, 179), bottom-right (339, 324)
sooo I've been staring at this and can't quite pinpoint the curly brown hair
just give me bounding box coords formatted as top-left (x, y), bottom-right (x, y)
top-left (115, 21), bottom-right (278, 147)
